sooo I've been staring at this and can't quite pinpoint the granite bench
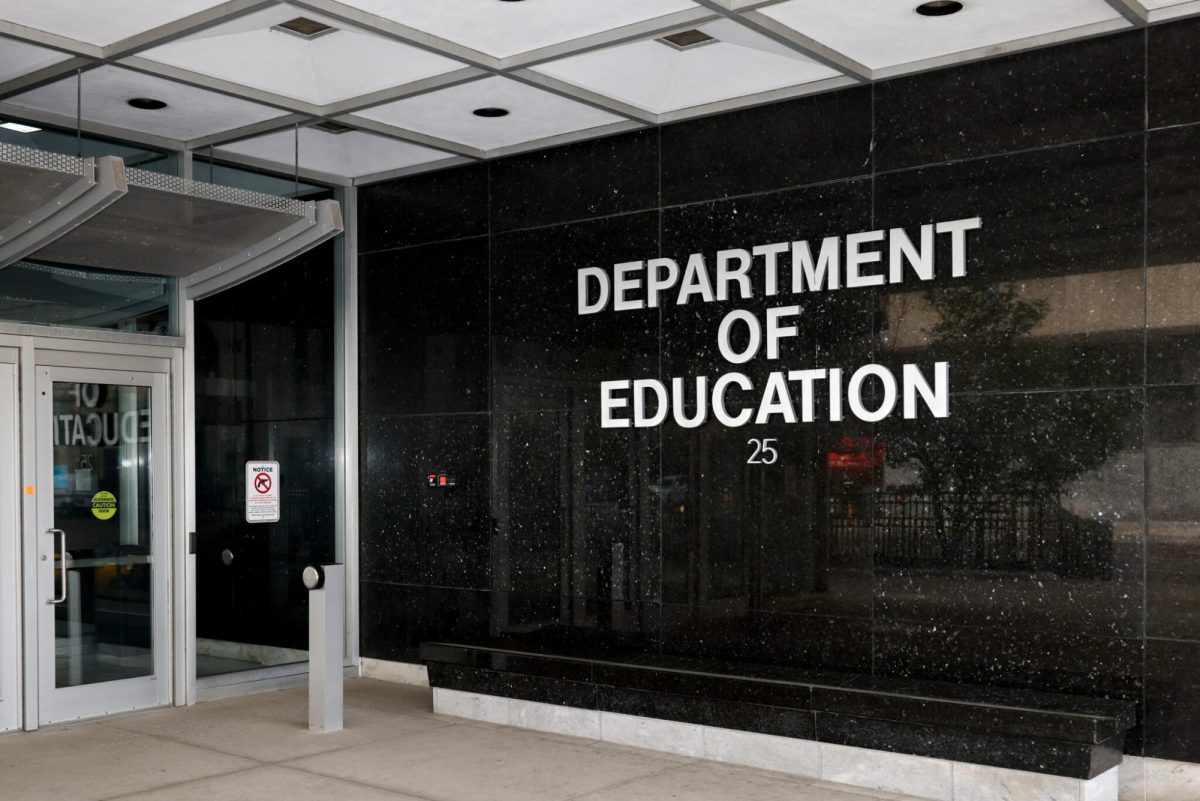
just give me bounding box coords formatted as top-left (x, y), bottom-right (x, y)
top-left (420, 641), bottom-right (1136, 798)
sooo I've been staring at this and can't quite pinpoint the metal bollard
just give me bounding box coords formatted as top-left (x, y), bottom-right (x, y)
top-left (302, 563), bottom-right (344, 733)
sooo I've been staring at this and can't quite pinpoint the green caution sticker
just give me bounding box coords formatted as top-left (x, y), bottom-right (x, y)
top-left (91, 490), bottom-right (117, 520)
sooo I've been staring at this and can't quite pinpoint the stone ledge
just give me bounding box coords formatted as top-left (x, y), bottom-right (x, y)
top-left (433, 688), bottom-right (1117, 801)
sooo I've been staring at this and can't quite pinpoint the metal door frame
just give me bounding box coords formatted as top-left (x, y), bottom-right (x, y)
top-left (0, 349), bottom-right (19, 732)
top-left (33, 364), bottom-right (171, 725)
top-left (0, 330), bottom-right (185, 731)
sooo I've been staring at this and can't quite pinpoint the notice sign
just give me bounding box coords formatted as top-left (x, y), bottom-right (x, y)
top-left (245, 460), bottom-right (280, 523)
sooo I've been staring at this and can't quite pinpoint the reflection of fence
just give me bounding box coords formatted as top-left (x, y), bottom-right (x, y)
top-left (830, 493), bottom-right (1113, 579)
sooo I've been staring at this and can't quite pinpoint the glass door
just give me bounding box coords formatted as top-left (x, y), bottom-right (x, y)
top-left (0, 356), bottom-right (18, 732)
top-left (35, 366), bottom-right (169, 724)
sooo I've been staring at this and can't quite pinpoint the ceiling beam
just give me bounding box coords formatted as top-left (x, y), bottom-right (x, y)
top-left (0, 100), bottom-right (187, 150)
top-left (101, 0), bottom-right (278, 60)
top-left (499, 7), bottom-right (719, 69)
top-left (119, 56), bottom-right (324, 115)
top-left (336, 115), bottom-right (486, 160)
top-left (321, 66), bottom-right (486, 117)
top-left (0, 22), bottom-right (100, 58)
top-left (0, 56), bottom-right (95, 102)
top-left (287, 0), bottom-right (660, 124)
top-left (185, 113), bottom-right (312, 150)
top-left (1099, 0), bottom-right (1150, 25)
top-left (692, 0), bottom-right (872, 81)
top-left (290, 0), bottom-right (500, 67)
top-left (0, 2), bottom-right (280, 107)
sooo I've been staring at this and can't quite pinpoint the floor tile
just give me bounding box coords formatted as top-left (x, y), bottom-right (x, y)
top-left (107, 765), bottom-right (424, 801)
top-left (0, 723), bottom-right (254, 801)
top-left (573, 761), bottom-right (909, 801)
top-left (285, 720), bottom-right (677, 801)
top-left (106, 685), bottom-right (449, 762)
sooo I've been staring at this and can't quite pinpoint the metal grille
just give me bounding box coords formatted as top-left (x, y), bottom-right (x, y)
top-left (0, 142), bottom-right (86, 177)
top-left (126, 168), bottom-right (309, 217)
top-left (830, 492), bottom-right (1114, 578)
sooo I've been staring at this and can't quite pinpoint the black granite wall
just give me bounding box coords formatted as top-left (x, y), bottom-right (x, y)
top-left (357, 20), bottom-right (1200, 762)
top-left (196, 244), bottom-right (337, 661)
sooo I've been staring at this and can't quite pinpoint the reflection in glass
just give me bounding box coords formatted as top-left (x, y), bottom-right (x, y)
top-left (52, 381), bottom-right (153, 687)
top-left (194, 247), bottom-right (335, 677)
top-left (0, 261), bottom-right (173, 334)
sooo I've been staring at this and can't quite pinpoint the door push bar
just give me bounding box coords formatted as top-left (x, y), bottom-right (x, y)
top-left (46, 528), bottom-right (67, 605)
top-left (303, 563), bottom-right (344, 733)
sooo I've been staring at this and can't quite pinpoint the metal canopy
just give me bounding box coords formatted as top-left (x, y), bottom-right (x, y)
top-left (30, 167), bottom-right (343, 285)
top-left (0, 143), bottom-right (128, 270)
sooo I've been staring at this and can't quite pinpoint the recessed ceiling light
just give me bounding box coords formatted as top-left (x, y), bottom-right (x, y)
top-left (658, 29), bottom-right (716, 50)
top-left (314, 120), bottom-right (355, 134)
top-left (127, 98), bottom-right (168, 110)
top-left (0, 121), bottom-right (41, 133)
top-left (273, 16), bottom-right (336, 39)
top-left (473, 108), bottom-right (510, 118)
top-left (915, 1), bottom-right (964, 16)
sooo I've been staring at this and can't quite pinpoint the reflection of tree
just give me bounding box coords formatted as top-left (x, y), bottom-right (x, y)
top-left (881, 286), bottom-right (1132, 566)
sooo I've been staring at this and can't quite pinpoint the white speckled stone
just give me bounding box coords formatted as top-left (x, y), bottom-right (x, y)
top-left (360, 658), bottom-right (429, 687)
top-left (1120, 757), bottom-right (1146, 801)
top-left (1144, 757), bottom-right (1200, 801)
top-left (701, 726), bottom-right (820, 778)
top-left (953, 763), bottom-right (1116, 801)
top-left (432, 688), bottom-right (510, 725)
top-left (510, 699), bottom-right (602, 739)
top-left (599, 711), bottom-right (706, 757)
top-left (820, 742), bottom-right (953, 801)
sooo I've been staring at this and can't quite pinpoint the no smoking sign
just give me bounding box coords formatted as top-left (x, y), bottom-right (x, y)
top-left (245, 460), bottom-right (280, 523)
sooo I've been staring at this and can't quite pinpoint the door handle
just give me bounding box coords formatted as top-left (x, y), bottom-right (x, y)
top-left (47, 528), bottom-right (67, 605)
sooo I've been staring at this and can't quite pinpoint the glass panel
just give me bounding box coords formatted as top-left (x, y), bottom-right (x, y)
top-left (0, 119), bottom-right (176, 174)
top-left (194, 160), bottom-right (329, 200)
top-left (52, 381), bottom-right (153, 687)
top-left (0, 261), bottom-right (174, 334)
top-left (194, 243), bottom-right (335, 677)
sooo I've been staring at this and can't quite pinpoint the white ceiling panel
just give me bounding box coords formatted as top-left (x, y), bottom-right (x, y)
top-left (336, 0), bottom-right (701, 59)
top-left (532, 19), bottom-right (842, 115)
top-left (1139, 0), bottom-right (1200, 19)
top-left (136, 4), bottom-right (465, 106)
top-left (217, 126), bottom-right (454, 179)
top-left (0, 37), bottom-right (72, 85)
top-left (758, 0), bottom-right (1128, 72)
top-left (6, 65), bottom-right (288, 141)
top-left (0, 0), bottom-right (232, 48)
top-left (355, 76), bottom-right (625, 151)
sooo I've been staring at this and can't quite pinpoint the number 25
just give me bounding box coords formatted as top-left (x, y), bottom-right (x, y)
top-left (747, 438), bottom-right (779, 465)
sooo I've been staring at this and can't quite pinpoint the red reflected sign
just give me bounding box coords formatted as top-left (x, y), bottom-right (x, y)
top-left (828, 437), bottom-right (886, 476)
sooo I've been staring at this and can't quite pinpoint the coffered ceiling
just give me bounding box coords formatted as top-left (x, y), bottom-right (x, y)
top-left (0, 0), bottom-right (1192, 185)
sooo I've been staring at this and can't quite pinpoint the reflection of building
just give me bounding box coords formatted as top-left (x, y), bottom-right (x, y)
top-left (831, 491), bottom-right (1114, 578)
top-left (881, 263), bottom-right (1200, 348)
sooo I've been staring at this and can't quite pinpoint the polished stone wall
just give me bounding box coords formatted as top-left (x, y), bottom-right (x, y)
top-left (357, 19), bottom-right (1200, 763)
top-left (196, 243), bottom-right (337, 659)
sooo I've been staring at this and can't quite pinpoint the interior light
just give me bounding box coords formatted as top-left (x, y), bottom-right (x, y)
top-left (273, 16), bottom-right (336, 39)
top-left (915, 1), bottom-right (964, 16)
top-left (127, 98), bottom-right (168, 110)
top-left (314, 120), bottom-right (355, 134)
top-left (473, 108), bottom-right (510, 118)
top-left (0, 121), bottom-right (41, 133)
top-left (658, 29), bottom-right (716, 50)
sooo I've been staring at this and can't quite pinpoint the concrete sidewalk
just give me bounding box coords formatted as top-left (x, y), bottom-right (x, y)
top-left (0, 679), bottom-right (933, 801)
